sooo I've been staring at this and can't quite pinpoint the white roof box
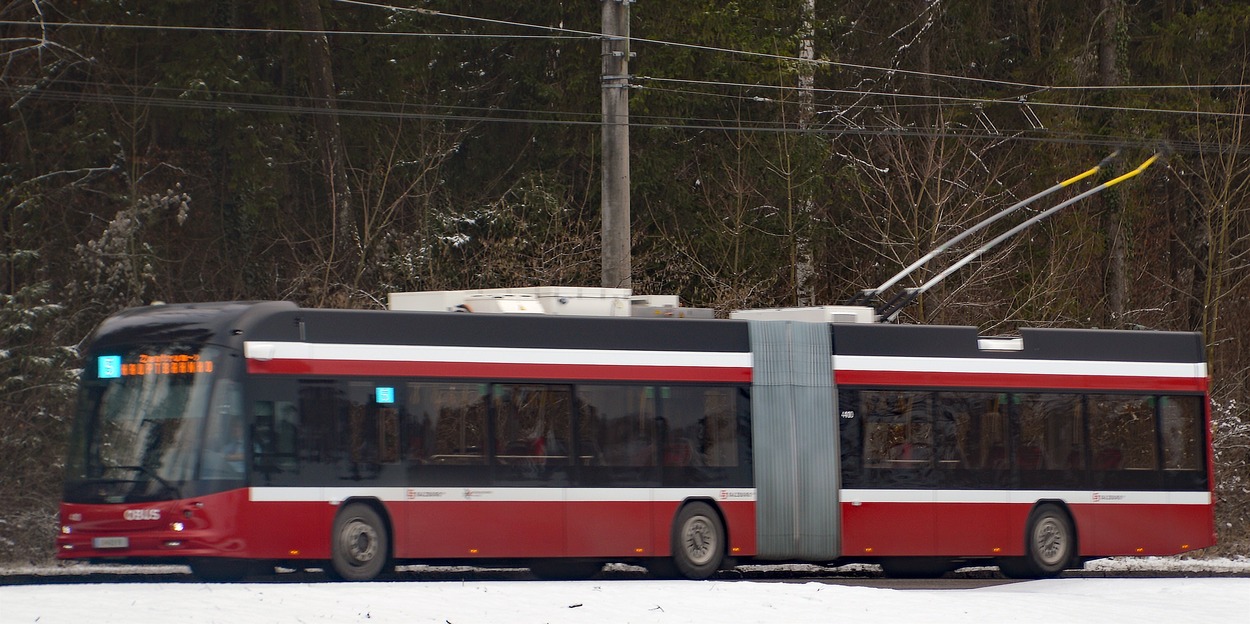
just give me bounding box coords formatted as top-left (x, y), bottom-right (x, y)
top-left (389, 287), bottom-right (634, 316)
top-left (730, 305), bottom-right (877, 324)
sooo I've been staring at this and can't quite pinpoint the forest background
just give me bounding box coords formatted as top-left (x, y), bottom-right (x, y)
top-left (3, 0), bottom-right (1250, 563)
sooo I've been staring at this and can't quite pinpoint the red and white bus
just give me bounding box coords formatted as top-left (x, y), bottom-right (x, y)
top-left (57, 293), bottom-right (1214, 580)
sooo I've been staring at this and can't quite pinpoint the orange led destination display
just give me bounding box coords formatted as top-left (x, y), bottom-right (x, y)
top-left (99, 354), bottom-right (213, 378)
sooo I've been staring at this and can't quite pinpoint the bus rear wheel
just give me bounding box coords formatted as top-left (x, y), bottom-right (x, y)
top-left (329, 503), bottom-right (390, 581)
top-left (999, 504), bottom-right (1074, 579)
top-left (670, 502), bottom-right (725, 580)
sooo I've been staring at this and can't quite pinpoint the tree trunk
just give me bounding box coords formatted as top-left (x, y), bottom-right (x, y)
top-left (794, 0), bottom-right (816, 305)
top-left (297, 0), bottom-right (358, 293)
top-left (1099, 0), bottom-right (1126, 327)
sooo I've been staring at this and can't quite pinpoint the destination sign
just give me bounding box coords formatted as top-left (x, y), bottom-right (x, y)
top-left (98, 353), bottom-right (213, 379)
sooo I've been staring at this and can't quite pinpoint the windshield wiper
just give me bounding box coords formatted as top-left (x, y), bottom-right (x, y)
top-left (109, 464), bottom-right (183, 500)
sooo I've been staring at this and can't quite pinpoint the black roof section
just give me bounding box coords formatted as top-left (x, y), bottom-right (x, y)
top-left (85, 301), bottom-right (1204, 364)
top-left (830, 323), bottom-right (1204, 363)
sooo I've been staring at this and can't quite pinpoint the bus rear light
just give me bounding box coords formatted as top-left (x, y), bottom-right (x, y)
top-left (864, 547), bottom-right (874, 553)
top-left (164, 541), bottom-right (183, 548)
top-left (61, 525), bottom-right (72, 535)
top-left (170, 522), bottom-right (185, 532)
top-left (61, 544), bottom-right (74, 551)
top-left (1182, 544), bottom-right (1190, 550)
top-left (992, 547), bottom-right (1002, 553)
top-left (731, 547), bottom-right (740, 554)
top-left (289, 549), bottom-right (301, 556)
top-left (1136, 547), bottom-right (1145, 553)
top-left (469, 548), bottom-right (479, 554)
top-left (634, 548), bottom-right (645, 554)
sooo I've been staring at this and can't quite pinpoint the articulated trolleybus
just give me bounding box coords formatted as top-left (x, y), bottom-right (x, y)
top-left (58, 287), bottom-right (1215, 581)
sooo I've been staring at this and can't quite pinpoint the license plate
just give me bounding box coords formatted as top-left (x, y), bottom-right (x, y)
top-left (93, 537), bottom-right (129, 549)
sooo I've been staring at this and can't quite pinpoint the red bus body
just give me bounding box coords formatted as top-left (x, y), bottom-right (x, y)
top-left (57, 302), bottom-right (1215, 578)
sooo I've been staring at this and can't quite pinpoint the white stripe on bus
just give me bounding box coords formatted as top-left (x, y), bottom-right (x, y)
top-left (249, 487), bottom-right (758, 504)
top-left (833, 355), bottom-right (1207, 379)
top-left (245, 341), bottom-right (752, 369)
top-left (244, 343), bottom-right (1204, 379)
top-left (840, 489), bottom-right (1212, 506)
top-left (248, 487), bottom-right (1208, 506)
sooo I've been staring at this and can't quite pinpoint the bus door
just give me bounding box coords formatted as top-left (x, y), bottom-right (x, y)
top-left (931, 391), bottom-right (1013, 555)
top-left (843, 390), bottom-right (939, 555)
top-left (486, 384), bottom-right (573, 557)
top-left (568, 384), bottom-right (660, 557)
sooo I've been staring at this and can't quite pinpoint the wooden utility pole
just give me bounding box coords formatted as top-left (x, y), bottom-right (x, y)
top-left (601, 0), bottom-right (631, 289)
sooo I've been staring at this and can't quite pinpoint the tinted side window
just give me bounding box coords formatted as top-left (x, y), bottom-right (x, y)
top-left (576, 385), bottom-right (659, 486)
top-left (1089, 395), bottom-right (1157, 470)
top-left (492, 384), bottom-right (573, 486)
top-left (861, 391), bottom-right (932, 468)
top-left (402, 382), bottom-right (489, 486)
top-left (659, 385), bottom-right (751, 487)
top-left (1161, 396), bottom-right (1204, 471)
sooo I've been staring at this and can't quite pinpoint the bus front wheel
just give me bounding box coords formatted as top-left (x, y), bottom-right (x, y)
top-left (329, 503), bottom-right (390, 581)
top-left (670, 502), bottom-right (725, 580)
top-left (999, 504), bottom-right (1074, 579)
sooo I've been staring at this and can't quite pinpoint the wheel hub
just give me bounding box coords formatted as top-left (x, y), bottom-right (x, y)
top-left (682, 517), bottom-right (716, 566)
top-left (343, 519), bottom-right (378, 564)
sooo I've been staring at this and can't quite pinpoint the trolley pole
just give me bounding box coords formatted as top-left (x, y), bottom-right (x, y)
top-left (601, 0), bottom-right (632, 289)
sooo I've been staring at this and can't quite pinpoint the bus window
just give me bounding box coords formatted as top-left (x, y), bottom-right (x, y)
top-left (492, 384), bottom-right (573, 484)
top-left (658, 386), bottom-right (740, 468)
top-left (339, 382), bottom-right (403, 481)
top-left (577, 385), bottom-right (658, 468)
top-left (861, 391), bottom-right (932, 469)
top-left (933, 391), bottom-right (1007, 471)
top-left (404, 383), bottom-right (488, 466)
top-left (1013, 394), bottom-right (1083, 472)
top-left (1161, 396), bottom-right (1203, 471)
top-left (1089, 395), bottom-right (1157, 471)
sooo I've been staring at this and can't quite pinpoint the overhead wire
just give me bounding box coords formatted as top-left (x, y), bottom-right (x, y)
top-left (4, 6), bottom-right (1249, 153)
top-left (332, 0), bottom-right (1250, 94)
top-left (0, 19), bottom-right (596, 40)
top-left (5, 11), bottom-right (1249, 123)
top-left (635, 76), bottom-right (1250, 122)
top-left (5, 81), bottom-right (1232, 156)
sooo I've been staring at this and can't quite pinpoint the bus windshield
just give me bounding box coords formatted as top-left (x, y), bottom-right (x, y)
top-left (64, 344), bottom-right (242, 503)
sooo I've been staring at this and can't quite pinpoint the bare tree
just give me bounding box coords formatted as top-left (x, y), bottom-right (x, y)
top-left (298, 0), bottom-right (358, 303)
top-left (1098, 0), bottom-right (1127, 327)
top-left (836, 108), bottom-right (1020, 327)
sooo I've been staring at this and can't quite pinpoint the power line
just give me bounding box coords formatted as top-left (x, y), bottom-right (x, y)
top-left (4, 83), bottom-right (1236, 156)
top-left (335, 0), bottom-right (1050, 93)
top-left (0, 19), bottom-right (595, 40)
top-left (7, 12), bottom-right (1248, 99)
top-left (4, 4), bottom-right (1245, 154)
top-left (334, 0), bottom-right (1250, 95)
top-left (635, 76), bottom-right (1250, 122)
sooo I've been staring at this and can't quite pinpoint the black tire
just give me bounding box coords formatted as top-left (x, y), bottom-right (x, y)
top-left (189, 558), bottom-right (254, 582)
top-left (999, 504), bottom-right (1075, 579)
top-left (529, 560), bottom-right (604, 580)
top-left (670, 501), bottom-right (725, 580)
top-left (879, 557), bottom-right (955, 579)
top-left (329, 503), bottom-right (390, 581)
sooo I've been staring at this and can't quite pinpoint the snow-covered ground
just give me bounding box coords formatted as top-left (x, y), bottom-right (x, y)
top-left (2, 558), bottom-right (1248, 623)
